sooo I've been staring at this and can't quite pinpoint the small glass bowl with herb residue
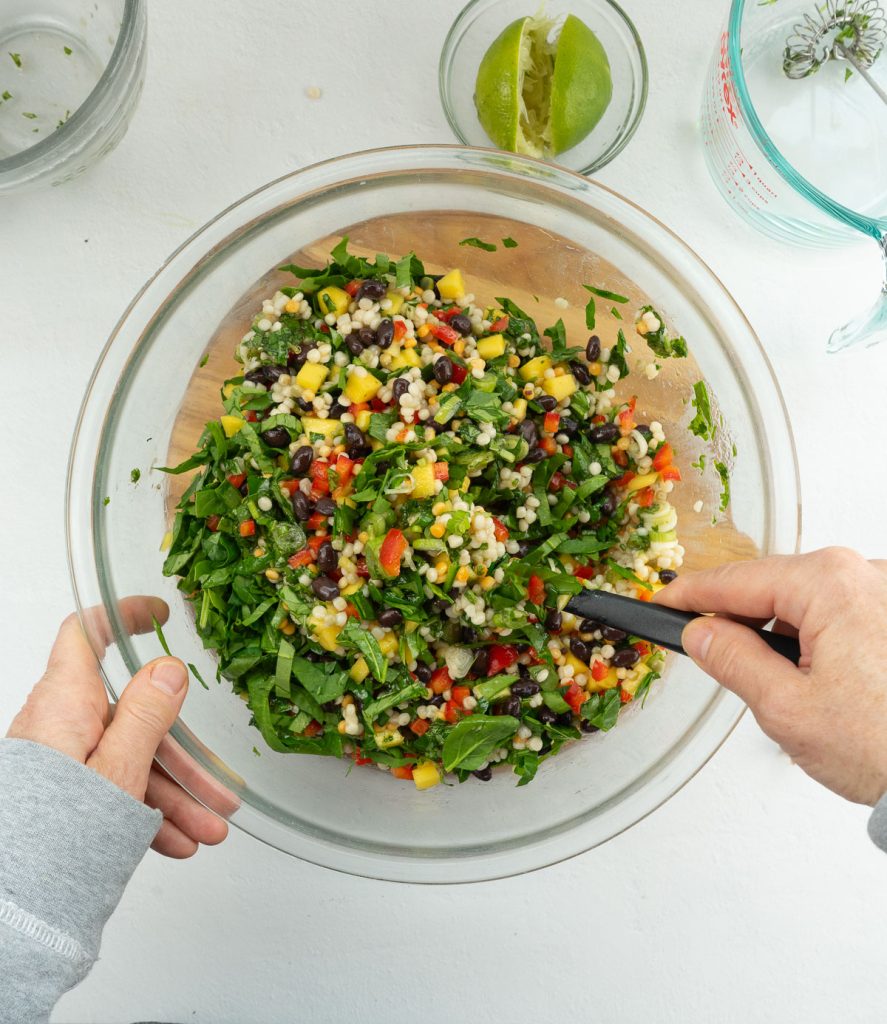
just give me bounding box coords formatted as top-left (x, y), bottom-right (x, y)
top-left (0, 0), bottom-right (146, 195)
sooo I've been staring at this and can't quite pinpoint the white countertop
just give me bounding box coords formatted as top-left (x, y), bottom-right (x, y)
top-left (2, 1), bottom-right (885, 1021)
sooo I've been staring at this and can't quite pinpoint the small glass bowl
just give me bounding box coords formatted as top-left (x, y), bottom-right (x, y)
top-left (0, 0), bottom-right (146, 195)
top-left (439, 0), bottom-right (648, 174)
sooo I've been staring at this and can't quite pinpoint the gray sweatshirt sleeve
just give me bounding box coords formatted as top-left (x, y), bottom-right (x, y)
top-left (0, 738), bottom-right (161, 1024)
top-left (868, 794), bottom-right (887, 854)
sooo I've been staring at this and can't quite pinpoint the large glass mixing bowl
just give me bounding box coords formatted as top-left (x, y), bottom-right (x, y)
top-left (67, 146), bottom-right (800, 883)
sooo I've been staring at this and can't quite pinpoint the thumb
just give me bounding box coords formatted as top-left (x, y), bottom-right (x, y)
top-left (88, 657), bottom-right (189, 800)
top-left (682, 615), bottom-right (801, 714)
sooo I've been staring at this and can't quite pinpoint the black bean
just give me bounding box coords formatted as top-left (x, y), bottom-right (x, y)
top-left (580, 719), bottom-right (599, 734)
top-left (430, 597), bottom-right (451, 615)
top-left (314, 495), bottom-right (336, 516)
top-left (556, 711), bottom-right (574, 728)
top-left (295, 397), bottom-right (313, 412)
top-left (472, 766), bottom-right (493, 782)
top-left (460, 625), bottom-right (477, 644)
top-left (518, 419), bottom-right (538, 446)
top-left (316, 542), bottom-right (338, 575)
top-left (580, 618), bottom-right (600, 634)
top-left (344, 423), bottom-right (366, 457)
top-left (357, 279), bottom-right (386, 301)
top-left (357, 326), bottom-right (377, 347)
top-left (613, 648), bottom-right (640, 669)
top-left (511, 680), bottom-right (541, 698)
top-left (570, 361), bottom-right (591, 386)
top-left (659, 569), bottom-right (678, 584)
top-left (433, 357), bottom-right (453, 384)
top-left (559, 415), bottom-right (579, 436)
top-left (538, 706), bottom-right (557, 725)
top-left (514, 540), bottom-right (533, 558)
top-left (291, 491), bottom-right (310, 521)
top-left (599, 492), bottom-right (617, 518)
top-left (289, 446), bottom-right (314, 476)
top-left (525, 445), bottom-right (548, 464)
top-left (262, 426), bottom-right (291, 448)
top-left (345, 335), bottom-right (364, 357)
top-left (472, 648), bottom-right (490, 676)
top-left (544, 609), bottom-right (563, 632)
top-left (327, 400), bottom-right (348, 419)
top-left (429, 694), bottom-right (445, 707)
top-left (287, 349), bottom-right (306, 370)
top-left (635, 424), bottom-right (652, 438)
top-left (600, 625), bottom-right (627, 642)
top-left (494, 695), bottom-right (521, 718)
top-left (378, 608), bottom-right (404, 628)
top-left (450, 313), bottom-right (472, 336)
top-left (392, 377), bottom-right (410, 402)
top-left (375, 319), bottom-right (394, 348)
top-left (537, 394), bottom-right (557, 412)
top-left (310, 576), bottom-right (340, 601)
top-left (244, 364), bottom-right (286, 387)
top-left (586, 335), bottom-right (601, 361)
top-left (569, 638), bottom-right (592, 663)
top-left (304, 650), bottom-right (322, 662)
top-left (239, 480), bottom-right (250, 496)
top-left (589, 422), bottom-right (620, 443)
top-left (415, 663), bottom-right (432, 683)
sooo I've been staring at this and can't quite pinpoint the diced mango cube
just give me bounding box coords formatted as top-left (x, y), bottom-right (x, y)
top-left (436, 268), bottom-right (465, 301)
top-left (341, 582), bottom-right (363, 597)
top-left (410, 463), bottom-right (437, 499)
top-left (477, 334), bottom-right (506, 360)
top-left (222, 382), bottom-right (235, 398)
top-left (620, 661), bottom-right (650, 697)
top-left (542, 373), bottom-right (578, 401)
top-left (510, 398), bottom-right (527, 422)
top-left (343, 369), bottom-right (382, 404)
top-left (316, 286), bottom-right (350, 316)
top-left (221, 415), bottom-right (245, 438)
top-left (355, 409), bottom-right (373, 432)
top-left (413, 761), bottom-right (442, 790)
top-left (519, 355), bottom-right (553, 381)
top-left (565, 654), bottom-right (590, 679)
top-left (378, 631), bottom-right (398, 656)
top-left (315, 624), bottom-right (343, 651)
top-left (385, 291), bottom-right (405, 314)
top-left (295, 362), bottom-right (329, 392)
top-left (626, 471), bottom-right (658, 493)
top-left (389, 348), bottom-right (421, 370)
top-left (375, 727), bottom-right (404, 749)
top-left (301, 416), bottom-right (342, 442)
top-left (350, 657), bottom-right (370, 683)
top-left (586, 667), bottom-right (620, 693)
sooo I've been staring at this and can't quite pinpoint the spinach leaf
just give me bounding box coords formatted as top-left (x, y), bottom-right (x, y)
top-left (442, 715), bottom-right (520, 772)
top-left (339, 618), bottom-right (387, 683)
top-left (581, 688), bottom-right (622, 731)
top-left (292, 656), bottom-right (349, 703)
top-left (512, 750), bottom-right (540, 786)
top-left (362, 680), bottom-right (427, 726)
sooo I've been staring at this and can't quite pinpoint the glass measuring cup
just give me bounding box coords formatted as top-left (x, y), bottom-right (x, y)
top-left (701, 0), bottom-right (887, 351)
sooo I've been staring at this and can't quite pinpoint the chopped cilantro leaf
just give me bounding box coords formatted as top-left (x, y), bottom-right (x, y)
top-left (502, 236), bottom-right (518, 248)
top-left (583, 284), bottom-right (629, 303)
top-left (689, 381), bottom-right (714, 440)
top-left (199, 353), bottom-right (209, 367)
top-left (21, 111), bottom-right (36, 119)
top-left (459, 237), bottom-right (497, 252)
top-left (102, 496), bottom-right (110, 506)
top-left (715, 460), bottom-right (730, 510)
top-left (585, 293), bottom-right (595, 330)
top-left (9, 52), bottom-right (22, 68)
top-left (130, 468), bottom-right (141, 483)
top-left (63, 46), bottom-right (73, 55)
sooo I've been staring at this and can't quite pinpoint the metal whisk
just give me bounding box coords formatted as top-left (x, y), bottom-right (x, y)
top-left (783, 0), bottom-right (887, 105)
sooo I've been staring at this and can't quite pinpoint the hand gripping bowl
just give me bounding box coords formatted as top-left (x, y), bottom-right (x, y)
top-left (67, 146), bottom-right (800, 883)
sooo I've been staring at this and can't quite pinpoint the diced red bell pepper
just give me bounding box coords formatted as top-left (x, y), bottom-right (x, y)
top-left (449, 361), bottom-right (468, 384)
top-left (344, 603), bottom-right (360, 619)
top-left (659, 464), bottom-right (682, 483)
top-left (379, 527), bottom-right (407, 577)
top-left (618, 400), bottom-right (637, 436)
top-left (319, 323), bottom-right (331, 335)
top-left (635, 486), bottom-right (655, 508)
top-left (393, 319), bottom-right (407, 342)
top-left (437, 307), bottom-right (463, 322)
top-left (612, 449), bottom-right (629, 468)
top-left (429, 667), bottom-right (452, 694)
top-left (409, 718), bottom-right (430, 736)
top-left (243, 410), bottom-right (258, 422)
top-left (309, 460), bottom-right (330, 495)
top-left (591, 660), bottom-right (610, 681)
top-left (575, 565), bottom-right (597, 580)
top-left (303, 720), bottom-right (323, 737)
top-left (433, 462), bottom-right (450, 481)
top-left (538, 437), bottom-right (557, 456)
top-left (442, 701), bottom-right (460, 724)
top-left (335, 454), bottom-right (355, 486)
top-left (349, 401), bottom-right (370, 415)
top-left (636, 588), bottom-right (653, 602)
top-left (370, 396), bottom-right (389, 412)
top-left (652, 442), bottom-right (674, 472)
top-left (307, 533), bottom-right (328, 553)
top-left (288, 549), bottom-right (315, 568)
top-left (239, 519), bottom-right (255, 537)
top-left (561, 444), bottom-right (574, 458)
top-left (592, 414), bottom-right (606, 424)
top-left (278, 478), bottom-right (299, 497)
top-left (355, 557), bottom-right (370, 579)
top-left (564, 681), bottom-right (588, 713)
top-left (353, 748), bottom-right (373, 766)
top-left (549, 471), bottom-right (568, 492)
top-left (430, 323), bottom-right (460, 346)
top-left (634, 641), bottom-right (651, 656)
top-left (206, 515), bottom-right (221, 532)
top-left (391, 765), bottom-right (414, 780)
top-left (491, 517), bottom-right (509, 542)
top-left (451, 685), bottom-right (472, 707)
top-left (307, 511), bottom-right (328, 531)
top-left (614, 470), bottom-right (636, 489)
top-left (527, 574), bottom-right (546, 606)
top-left (490, 316), bottom-right (509, 333)
top-left (345, 279), bottom-right (362, 297)
top-left (226, 473), bottom-right (246, 489)
top-left (487, 644), bottom-right (519, 676)
top-left (620, 689), bottom-right (633, 704)
top-left (543, 411), bottom-right (560, 434)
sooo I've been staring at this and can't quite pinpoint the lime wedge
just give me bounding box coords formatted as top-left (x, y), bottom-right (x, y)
top-left (474, 13), bottom-right (612, 158)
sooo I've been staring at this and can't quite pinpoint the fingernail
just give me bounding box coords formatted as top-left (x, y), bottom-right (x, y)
top-left (683, 621), bottom-right (713, 663)
top-left (150, 659), bottom-right (187, 696)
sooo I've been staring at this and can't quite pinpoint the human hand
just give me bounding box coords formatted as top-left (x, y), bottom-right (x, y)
top-left (654, 548), bottom-right (887, 806)
top-left (6, 598), bottom-right (228, 857)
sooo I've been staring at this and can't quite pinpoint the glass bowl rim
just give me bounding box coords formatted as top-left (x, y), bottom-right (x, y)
top-left (438, 0), bottom-right (649, 175)
top-left (66, 143), bottom-right (802, 882)
top-left (0, 0), bottom-right (145, 177)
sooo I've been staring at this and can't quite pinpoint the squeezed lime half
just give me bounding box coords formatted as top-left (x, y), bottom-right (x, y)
top-left (474, 13), bottom-right (613, 158)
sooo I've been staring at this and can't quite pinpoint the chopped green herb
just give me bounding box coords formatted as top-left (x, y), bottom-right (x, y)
top-left (689, 380), bottom-right (714, 440)
top-left (188, 662), bottom-right (209, 689)
top-left (21, 111), bottom-right (37, 119)
top-left (611, 307), bottom-right (623, 320)
top-left (63, 45), bottom-right (73, 55)
top-left (8, 53), bottom-right (22, 68)
top-left (0, 90), bottom-right (10, 101)
top-left (715, 460), bottom-right (730, 510)
top-left (102, 496), bottom-right (110, 506)
top-left (199, 353), bottom-right (209, 367)
top-left (691, 453), bottom-right (707, 472)
top-left (152, 616), bottom-right (172, 656)
top-left (459, 237), bottom-right (497, 252)
top-left (501, 236), bottom-right (518, 248)
top-left (130, 468), bottom-right (141, 483)
top-left (583, 284), bottom-right (629, 304)
top-left (584, 292), bottom-right (596, 330)
top-left (844, 67), bottom-right (854, 82)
